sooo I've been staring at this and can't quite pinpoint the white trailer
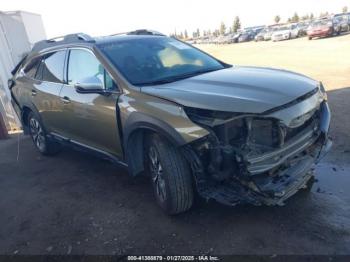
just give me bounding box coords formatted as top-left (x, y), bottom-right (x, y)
top-left (0, 10), bottom-right (46, 130)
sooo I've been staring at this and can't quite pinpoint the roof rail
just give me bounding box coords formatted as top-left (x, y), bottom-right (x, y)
top-left (32, 33), bottom-right (95, 53)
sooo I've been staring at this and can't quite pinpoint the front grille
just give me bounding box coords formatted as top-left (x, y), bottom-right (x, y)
top-left (284, 110), bottom-right (319, 143)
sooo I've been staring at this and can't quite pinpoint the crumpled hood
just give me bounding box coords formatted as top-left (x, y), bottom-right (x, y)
top-left (141, 66), bottom-right (319, 113)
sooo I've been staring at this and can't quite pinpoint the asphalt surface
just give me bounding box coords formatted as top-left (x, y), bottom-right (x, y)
top-left (0, 89), bottom-right (349, 255)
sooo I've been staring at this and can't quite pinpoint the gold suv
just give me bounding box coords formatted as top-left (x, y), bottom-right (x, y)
top-left (10, 30), bottom-right (332, 214)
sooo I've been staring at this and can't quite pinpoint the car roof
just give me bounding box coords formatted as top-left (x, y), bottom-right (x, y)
top-left (30, 29), bottom-right (166, 55)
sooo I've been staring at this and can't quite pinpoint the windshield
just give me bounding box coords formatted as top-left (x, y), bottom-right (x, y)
top-left (98, 37), bottom-right (226, 86)
top-left (312, 20), bottom-right (331, 26)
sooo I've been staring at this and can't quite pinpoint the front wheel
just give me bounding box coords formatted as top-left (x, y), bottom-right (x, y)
top-left (145, 134), bottom-right (194, 215)
top-left (28, 112), bottom-right (60, 155)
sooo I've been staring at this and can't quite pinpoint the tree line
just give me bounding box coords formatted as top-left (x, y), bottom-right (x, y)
top-left (172, 6), bottom-right (349, 40)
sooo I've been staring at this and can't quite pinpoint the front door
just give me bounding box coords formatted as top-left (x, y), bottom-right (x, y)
top-left (59, 48), bottom-right (123, 157)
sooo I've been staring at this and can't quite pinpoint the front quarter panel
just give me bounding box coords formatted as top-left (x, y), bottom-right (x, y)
top-left (119, 88), bottom-right (209, 146)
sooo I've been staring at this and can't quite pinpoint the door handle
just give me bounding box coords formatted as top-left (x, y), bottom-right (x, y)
top-left (31, 90), bottom-right (37, 96)
top-left (61, 96), bottom-right (71, 104)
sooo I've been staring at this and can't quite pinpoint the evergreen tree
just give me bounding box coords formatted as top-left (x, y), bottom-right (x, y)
top-left (274, 15), bottom-right (281, 24)
top-left (232, 16), bottom-right (241, 33)
top-left (220, 22), bottom-right (226, 35)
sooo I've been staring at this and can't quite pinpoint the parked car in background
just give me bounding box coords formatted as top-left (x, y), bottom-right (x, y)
top-left (290, 23), bottom-right (304, 38)
top-left (263, 27), bottom-right (278, 41)
top-left (307, 18), bottom-right (340, 40)
top-left (271, 25), bottom-right (294, 41)
top-left (230, 31), bottom-right (242, 43)
top-left (297, 21), bottom-right (311, 36)
top-left (254, 29), bottom-right (267, 41)
top-left (333, 14), bottom-right (350, 33)
top-left (238, 30), bottom-right (254, 42)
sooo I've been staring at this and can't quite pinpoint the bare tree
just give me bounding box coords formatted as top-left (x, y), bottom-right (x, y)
top-left (343, 6), bottom-right (348, 13)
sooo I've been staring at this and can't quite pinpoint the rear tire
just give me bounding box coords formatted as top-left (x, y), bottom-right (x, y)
top-left (145, 133), bottom-right (194, 215)
top-left (28, 112), bottom-right (60, 156)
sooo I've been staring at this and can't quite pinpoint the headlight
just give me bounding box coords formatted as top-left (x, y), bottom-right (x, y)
top-left (184, 107), bottom-right (281, 151)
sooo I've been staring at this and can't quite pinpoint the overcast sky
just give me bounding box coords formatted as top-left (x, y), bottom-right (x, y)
top-left (1, 0), bottom-right (349, 38)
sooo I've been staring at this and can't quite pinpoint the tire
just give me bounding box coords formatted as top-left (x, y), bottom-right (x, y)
top-left (28, 112), bottom-right (60, 155)
top-left (145, 133), bottom-right (193, 215)
top-left (308, 36), bottom-right (312, 40)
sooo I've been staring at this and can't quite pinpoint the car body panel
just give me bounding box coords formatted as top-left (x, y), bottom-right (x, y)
top-left (11, 73), bottom-right (65, 134)
top-left (141, 66), bottom-right (318, 113)
top-left (57, 84), bottom-right (123, 157)
top-left (118, 87), bottom-right (210, 145)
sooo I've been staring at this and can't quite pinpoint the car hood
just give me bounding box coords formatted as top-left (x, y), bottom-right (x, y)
top-left (141, 66), bottom-right (319, 114)
top-left (310, 25), bottom-right (330, 31)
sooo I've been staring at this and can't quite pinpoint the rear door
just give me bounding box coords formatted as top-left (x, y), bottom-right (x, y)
top-left (31, 50), bottom-right (67, 133)
top-left (58, 48), bottom-right (123, 157)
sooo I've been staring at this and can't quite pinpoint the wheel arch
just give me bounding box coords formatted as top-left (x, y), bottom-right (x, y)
top-left (123, 112), bottom-right (188, 177)
top-left (20, 103), bottom-right (41, 134)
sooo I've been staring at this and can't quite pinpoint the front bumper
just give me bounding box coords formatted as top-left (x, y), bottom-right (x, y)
top-left (191, 101), bottom-right (332, 206)
top-left (308, 29), bottom-right (332, 38)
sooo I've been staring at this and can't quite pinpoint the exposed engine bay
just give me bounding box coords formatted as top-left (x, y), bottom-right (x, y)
top-left (183, 87), bottom-right (332, 206)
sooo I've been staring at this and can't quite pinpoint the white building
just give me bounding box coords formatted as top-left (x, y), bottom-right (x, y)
top-left (0, 10), bottom-right (46, 130)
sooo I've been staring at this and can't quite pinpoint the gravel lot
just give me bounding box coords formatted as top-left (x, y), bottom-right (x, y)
top-left (0, 34), bottom-right (349, 255)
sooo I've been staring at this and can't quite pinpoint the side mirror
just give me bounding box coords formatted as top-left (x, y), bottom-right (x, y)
top-left (74, 76), bottom-right (105, 94)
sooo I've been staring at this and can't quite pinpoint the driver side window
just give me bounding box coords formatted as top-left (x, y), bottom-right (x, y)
top-left (67, 49), bottom-right (116, 90)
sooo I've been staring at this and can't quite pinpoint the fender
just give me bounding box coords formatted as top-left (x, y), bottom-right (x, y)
top-left (122, 112), bottom-right (189, 176)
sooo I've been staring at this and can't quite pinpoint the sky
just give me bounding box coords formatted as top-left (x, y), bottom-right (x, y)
top-left (1, 0), bottom-right (349, 38)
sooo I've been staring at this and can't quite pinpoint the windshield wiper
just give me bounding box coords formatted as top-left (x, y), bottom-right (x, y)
top-left (137, 68), bottom-right (223, 86)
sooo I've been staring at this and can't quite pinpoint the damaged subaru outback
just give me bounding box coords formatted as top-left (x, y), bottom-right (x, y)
top-left (9, 30), bottom-right (332, 214)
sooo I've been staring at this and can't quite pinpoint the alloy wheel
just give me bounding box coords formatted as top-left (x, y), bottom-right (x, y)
top-left (29, 118), bottom-right (46, 152)
top-left (149, 146), bottom-right (167, 202)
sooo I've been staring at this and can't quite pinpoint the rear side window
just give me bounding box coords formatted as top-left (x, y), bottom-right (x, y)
top-left (23, 57), bottom-right (41, 78)
top-left (39, 51), bottom-right (66, 83)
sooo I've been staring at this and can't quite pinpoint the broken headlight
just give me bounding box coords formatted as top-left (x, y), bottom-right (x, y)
top-left (184, 107), bottom-right (281, 153)
top-left (319, 82), bottom-right (327, 101)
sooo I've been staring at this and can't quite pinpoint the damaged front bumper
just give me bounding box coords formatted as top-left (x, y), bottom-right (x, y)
top-left (184, 100), bottom-right (332, 207)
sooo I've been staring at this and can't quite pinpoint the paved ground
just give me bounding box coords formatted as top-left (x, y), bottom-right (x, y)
top-left (1, 34), bottom-right (350, 255)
